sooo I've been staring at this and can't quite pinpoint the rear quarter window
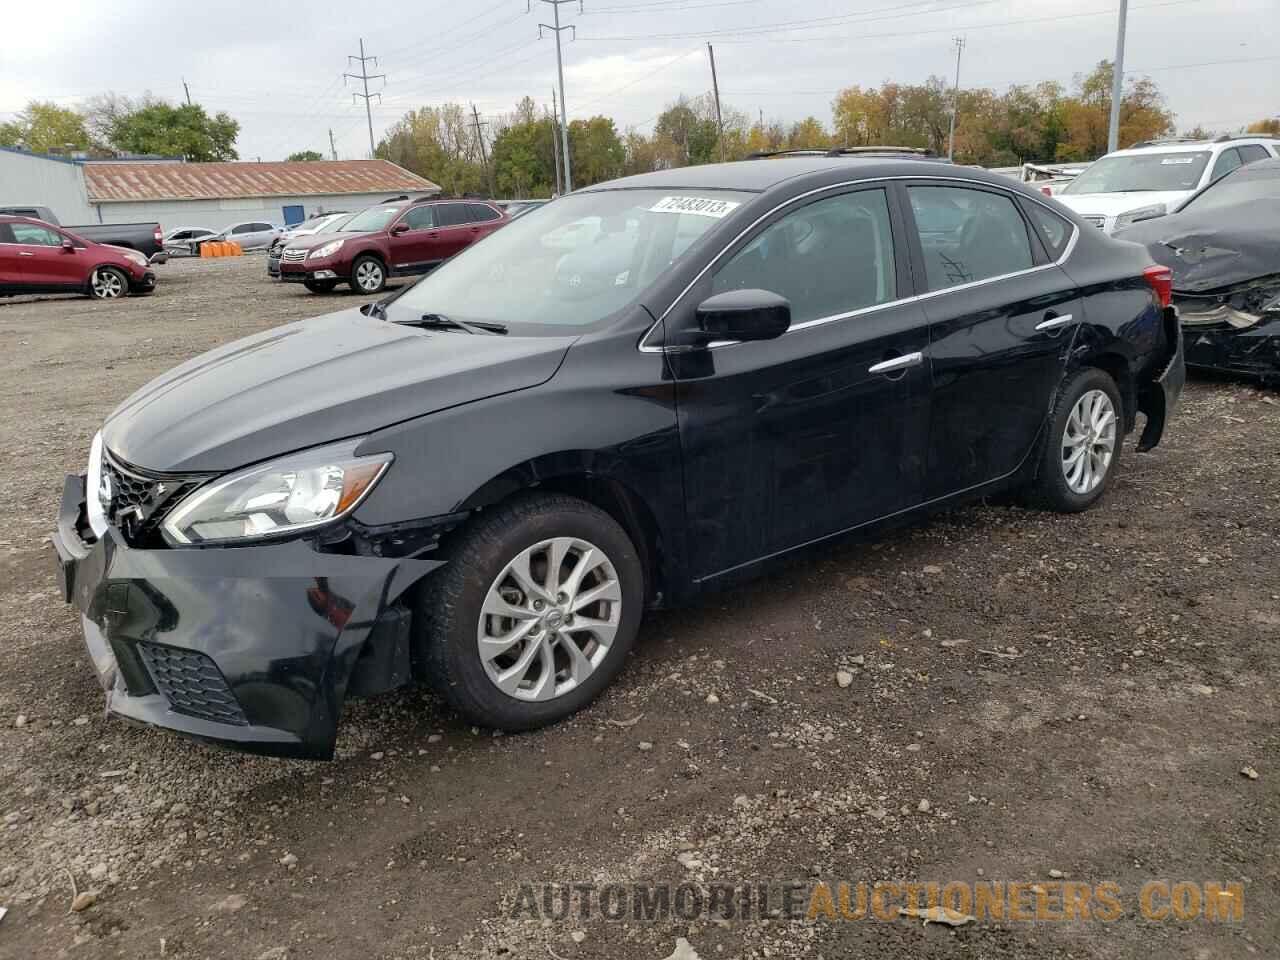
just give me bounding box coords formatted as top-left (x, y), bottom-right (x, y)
top-left (1024, 203), bottom-right (1074, 260)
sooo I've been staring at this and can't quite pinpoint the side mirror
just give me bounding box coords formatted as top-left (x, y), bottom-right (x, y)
top-left (694, 289), bottom-right (791, 343)
top-left (390, 223), bottom-right (410, 235)
top-left (61, 238), bottom-right (75, 252)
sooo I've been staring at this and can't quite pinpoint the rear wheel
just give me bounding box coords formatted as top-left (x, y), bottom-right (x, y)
top-left (1029, 367), bottom-right (1123, 512)
top-left (303, 278), bottom-right (337, 293)
top-left (415, 494), bottom-right (644, 730)
top-left (350, 255), bottom-right (386, 294)
top-left (89, 267), bottom-right (128, 300)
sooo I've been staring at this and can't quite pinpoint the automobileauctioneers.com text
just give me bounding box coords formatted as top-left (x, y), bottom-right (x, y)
top-left (510, 880), bottom-right (1244, 923)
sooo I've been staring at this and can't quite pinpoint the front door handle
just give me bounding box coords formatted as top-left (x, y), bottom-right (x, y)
top-left (869, 351), bottom-right (924, 376)
top-left (1036, 312), bottom-right (1074, 331)
top-left (18, 251), bottom-right (35, 257)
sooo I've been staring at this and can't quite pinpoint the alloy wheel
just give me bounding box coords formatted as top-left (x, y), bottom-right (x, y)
top-left (1061, 388), bottom-right (1116, 494)
top-left (477, 537), bottom-right (622, 702)
top-left (91, 269), bottom-right (125, 299)
top-left (355, 261), bottom-right (383, 291)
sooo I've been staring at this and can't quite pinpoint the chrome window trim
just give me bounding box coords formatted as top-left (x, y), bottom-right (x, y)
top-left (638, 174), bottom-right (1080, 353)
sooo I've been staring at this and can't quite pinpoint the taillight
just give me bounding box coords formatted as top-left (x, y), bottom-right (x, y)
top-left (1143, 264), bottom-right (1173, 309)
top-left (153, 226), bottom-right (163, 244)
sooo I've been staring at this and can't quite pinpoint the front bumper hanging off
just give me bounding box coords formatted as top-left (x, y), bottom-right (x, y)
top-left (51, 474), bottom-right (442, 759)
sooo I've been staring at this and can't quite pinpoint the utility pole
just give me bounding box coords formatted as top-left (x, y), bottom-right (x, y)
top-left (345, 38), bottom-right (386, 159)
top-left (471, 103), bottom-right (493, 196)
top-left (533, 0), bottom-right (580, 192)
top-left (182, 79), bottom-right (192, 106)
top-left (947, 36), bottom-right (965, 161)
top-left (707, 43), bottom-right (725, 162)
top-left (1107, 0), bottom-right (1129, 153)
top-left (549, 96), bottom-right (563, 196)
top-left (329, 128), bottom-right (338, 161)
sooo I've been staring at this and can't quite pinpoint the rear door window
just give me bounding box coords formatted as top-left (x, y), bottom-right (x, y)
top-left (437, 203), bottom-right (472, 227)
top-left (906, 185), bottom-right (1034, 292)
top-left (1236, 144), bottom-right (1269, 164)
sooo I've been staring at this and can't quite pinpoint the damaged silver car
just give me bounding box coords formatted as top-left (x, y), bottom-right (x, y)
top-left (1117, 156), bottom-right (1280, 385)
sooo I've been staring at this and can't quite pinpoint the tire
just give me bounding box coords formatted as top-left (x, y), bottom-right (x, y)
top-left (303, 278), bottom-right (337, 293)
top-left (349, 255), bottom-right (386, 294)
top-left (1029, 367), bottom-right (1124, 512)
top-left (415, 493), bottom-right (645, 731)
top-left (89, 266), bottom-right (128, 300)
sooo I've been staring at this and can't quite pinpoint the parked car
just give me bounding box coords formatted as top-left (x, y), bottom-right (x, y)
top-left (1056, 136), bottom-right (1280, 234)
top-left (163, 227), bottom-right (218, 258)
top-left (267, 213), bottom-right (351, 278)
top-left (51, 158), bottom-right (1183, 758)
top-left (0, 215), bottom-right (156, 299)
top-left (0, 204), bottom-right (166, 262)
top-left (204, 220), bottom-right (281, 252)
top-left (278, 198), bottom-right (508, 294)
top-left (1117, 157), bottom-right (1280, 384)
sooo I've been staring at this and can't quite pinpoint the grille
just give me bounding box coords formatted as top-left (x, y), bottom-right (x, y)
top-left (101, 452), bottom-right (207, 543)
top-left (137, 642), bottom-right (248, 726)
top-left (1081, 215), bottom-right (1106, 229)
top-left (281, 249), bottom-right (307, 263)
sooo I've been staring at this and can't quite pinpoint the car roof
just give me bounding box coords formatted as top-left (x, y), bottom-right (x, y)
top-left (1106, 137), bottom-right (1278, 158)
top-left (581, 156), bottom-right (1033, 195)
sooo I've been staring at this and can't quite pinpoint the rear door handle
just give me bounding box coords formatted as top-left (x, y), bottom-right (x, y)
top-left (1036, 312), bottom-right (1074, 331)
top-left (868, 351), bottom-right (924, 375)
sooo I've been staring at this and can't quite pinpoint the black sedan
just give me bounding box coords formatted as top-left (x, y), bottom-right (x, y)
top-left (52, 157), bottom-right (1184, 758)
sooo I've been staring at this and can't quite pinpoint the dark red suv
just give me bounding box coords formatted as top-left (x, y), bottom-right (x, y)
top-left (0, 216), bottom-right (156, 299)
top-left (277, 198), bottom-right (509, 294)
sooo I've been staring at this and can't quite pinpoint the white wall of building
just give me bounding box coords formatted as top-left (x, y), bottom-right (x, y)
top-left (0, 149), bottom-right (97, 224)
top-left (93, 192), bottom-right (437, 232)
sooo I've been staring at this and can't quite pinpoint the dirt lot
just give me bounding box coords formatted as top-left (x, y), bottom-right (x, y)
top-left (0, 255), bottom-right (1277, 960)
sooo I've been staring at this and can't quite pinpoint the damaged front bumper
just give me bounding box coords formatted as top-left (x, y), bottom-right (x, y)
top-left (1176, 275), bottom-right (1280, 384)
top-left (51, 474), bottom-right (442, 759)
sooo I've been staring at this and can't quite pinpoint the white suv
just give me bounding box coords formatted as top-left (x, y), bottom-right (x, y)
top-left (1056, 136), bottom-right (1280, 233)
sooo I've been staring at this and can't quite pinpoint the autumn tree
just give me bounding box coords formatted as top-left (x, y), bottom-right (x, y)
top-left (0, 101), bottom-right (91, 153)
top-left (376, 103), bottom-right (485, 196)
top-left (1246, 118), bottom-right (1280, 136)
top-left (1055, 61), bottom-right (1173, 160)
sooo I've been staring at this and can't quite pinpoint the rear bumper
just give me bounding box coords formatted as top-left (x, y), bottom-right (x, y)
top-left (52, 473), bottom-right (442, 759)
top-left (1136, 305), bottom-right (1186, 452)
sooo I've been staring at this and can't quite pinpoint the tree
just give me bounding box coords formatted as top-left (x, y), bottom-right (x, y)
top-left (375, 103), bottom-right (485, 196)
top-left (654, 96), bottom-right (720, 165)
top-left (1246, 118), bottom-right (1280, 136)
top-left (0, 101), bottom-right (91, 153)
top-left (287, 150), bottom-right (325, 161)
top-left (568, 116), bottom-right (624, 186)
top-left (86, 95), bottom-right (239, 160)
top-left (787, 116), bottom-right (831, 150)
top-left (1055, 61), bottom-right (1173, 160)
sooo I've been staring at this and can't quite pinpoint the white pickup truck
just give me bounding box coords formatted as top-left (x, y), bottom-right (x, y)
top-left (1056, 136), bottom-right (1280, 234)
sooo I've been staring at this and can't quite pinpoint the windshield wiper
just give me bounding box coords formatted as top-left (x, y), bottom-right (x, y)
top-left (399, 313), bottom-right (507, 335)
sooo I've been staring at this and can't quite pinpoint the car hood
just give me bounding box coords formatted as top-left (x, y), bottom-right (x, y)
top-left (102, 308), bottom-right (574, 473)
top-left (1115, 198), bottom-right (1280, 292)
top-left (1056, 191), bottom-right (1189, 219)
top-left (281, 230), bottom-right (374, 252)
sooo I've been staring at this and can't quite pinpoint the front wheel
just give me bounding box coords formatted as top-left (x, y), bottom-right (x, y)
top-left (414, 494), bottom-right (645, 730)
top-left (1029, 367), bottom-right (1124, 512)
top-left (89, 267), bottom-right (128, 300)
top-left (349, 255), bottom-right (386, 294)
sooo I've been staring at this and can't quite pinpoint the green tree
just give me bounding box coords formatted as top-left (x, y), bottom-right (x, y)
top-left (375, 103), bottom-right (486, 195)
top-left (89, 96), bottom-right (239, 160)
top-left (0, 101), bottom-right (91, 153)
top-left (287, 149), bottom-right (325, 161)
top-left (568, 116), bottom-right (624, 186)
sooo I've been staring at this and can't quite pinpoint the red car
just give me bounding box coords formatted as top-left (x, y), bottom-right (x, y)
top-left (278, 198), bottom-right (509, 294)
top-left (0, 215), bottom-right (157, 300)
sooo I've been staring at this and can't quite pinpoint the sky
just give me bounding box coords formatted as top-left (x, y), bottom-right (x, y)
top-left (2, 0), bottom-right (1277, 162)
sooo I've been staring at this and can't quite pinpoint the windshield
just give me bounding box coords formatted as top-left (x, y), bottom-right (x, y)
top-left (340, 205), bottom-right (403, 233)
top-left (392, 189), bottom-right (751, 330)
top-left (1178, 164), bottom-right (1280, 212)
top-left (1062, 152), bottom-right (1210, 195)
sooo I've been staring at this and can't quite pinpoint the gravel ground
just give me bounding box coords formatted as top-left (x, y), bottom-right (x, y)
top-left (0, 256), bottom-right (1277, 960)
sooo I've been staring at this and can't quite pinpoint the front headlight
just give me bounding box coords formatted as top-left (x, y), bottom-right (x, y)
top-left (123, 249), bottom-right (148, 267)
top-left (161, 441), bottom-right (392, 545)
top-left (1114, 203), bottom-right (1167, 230)
top-left (308, 240), bottom-right (344, 260)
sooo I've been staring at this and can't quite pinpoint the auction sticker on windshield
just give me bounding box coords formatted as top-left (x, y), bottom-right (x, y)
top-left (649, 196), bottom-right (742, 218)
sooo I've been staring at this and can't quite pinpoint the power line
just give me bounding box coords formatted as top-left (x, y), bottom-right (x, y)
top-left (533, 0), bottom-right (581, 192)
top-left (345, 38), bottom-right (386, 158)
